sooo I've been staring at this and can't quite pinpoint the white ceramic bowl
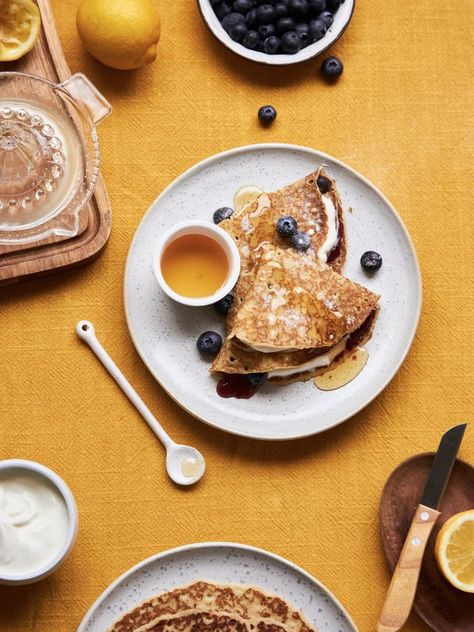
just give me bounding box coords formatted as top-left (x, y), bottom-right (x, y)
top-left (0, 459), bottom-right (78, 585)
top-left (197, 0), bottom-right (355, 66)
top-left (153, 220), bottom-right (241, 307)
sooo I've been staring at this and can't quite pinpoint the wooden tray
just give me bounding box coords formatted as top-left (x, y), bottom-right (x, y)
top-left (380, 453), bottom-right (474, 632)
top-left (0, 0), bottom-right (111, 285)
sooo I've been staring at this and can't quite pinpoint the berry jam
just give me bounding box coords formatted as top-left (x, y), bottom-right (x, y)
top-left (327, 210), bottom-right (344, 264)
top-left (216, 374), bottom-right (258, 399)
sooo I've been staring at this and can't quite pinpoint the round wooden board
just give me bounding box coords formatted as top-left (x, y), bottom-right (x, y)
top-left (380, 453), bottom-right (474, 632)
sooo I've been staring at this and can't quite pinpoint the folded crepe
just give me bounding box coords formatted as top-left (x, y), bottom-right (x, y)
top-left (108, 581), bottom-right (316, 632)
top-left (219, 168), bottom-right (346, 328)
top-left (211, 245), bottom-right (379, 384)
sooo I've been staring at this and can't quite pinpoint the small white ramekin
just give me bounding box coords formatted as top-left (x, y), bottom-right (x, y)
top-left (0, 459), bottom-right (78, 585)
top-left (153, 220), bottom-right (241, 307)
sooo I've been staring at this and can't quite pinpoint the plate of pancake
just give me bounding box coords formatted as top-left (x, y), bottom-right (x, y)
top-left (78, 542), bottom-right (357, 632)
top-left (124, 144), bottom-right (421, 440)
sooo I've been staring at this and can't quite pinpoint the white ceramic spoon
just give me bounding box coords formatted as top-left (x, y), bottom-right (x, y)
top-left (76, 320), bottom-right (205, 486)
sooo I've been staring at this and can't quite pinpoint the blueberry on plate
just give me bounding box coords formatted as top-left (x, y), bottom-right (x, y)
top-left (247, 372), bottom-right (268, 387)
top-left (321, 55), bottom-right (343, 79)
top-left (242, 29), bottom-right (260, 49)
top-left (309, 17), bottom-right (327, 41)
top-left (295, 22), bottom-right (311, 46)
top-left (197, 331), bottom-right (223, 356)
top-left (276, 16), bottom-right (296, 34)
top-left (229, 22), bottom-right (248, 41)
top-left (280, 30), bottom-right (302, 53)
top-left (326, 0), bottom-right (340, 11)
top-left (316, 175), bottom-right (330, 193)
top-left (318, 10), bottom-right (333, 27)
top-left (214, 1), bottom-right (233, 21)
top-left (308, 0), bottom-right (326, 14)
top-left (245, 7), bottom-right (259, 28)
top-left (263, 35), bottom-right (281, 53)
top-left (360, 251), bottom-right (382, 272)
top-left (274, 1), bottom-right (289, 18)
top-left (259, 23), bottom-right (276, 39)
top-left (233, 0), bottom-right (252, 12)
top-left (221, 12), bottom-right (245, 33)
top-left (276, 215), bottom-right (298, 236)
top-left (214, 293), bottom-right (234, 315)
top-left (258, 105), bottom-right (277, 124)
top-left (288, 0), bottom-right (309, 18)
top-left (213, 206), bottom-right (234, 224)
top-left (256, 4), bottom-right (276, 23)
top-left (291, 231), bottom-right (312, 251)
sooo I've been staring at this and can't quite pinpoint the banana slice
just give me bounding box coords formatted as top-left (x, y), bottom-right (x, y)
top-left (233, 185), bottom-right (263, 215)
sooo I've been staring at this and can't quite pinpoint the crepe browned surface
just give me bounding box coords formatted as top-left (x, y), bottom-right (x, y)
top-left (107, 581), bottom-right (316, 632)
top-left (220, 168), bottom-right (346, 329)
top-left (139, 611), bottom-right (289, 632)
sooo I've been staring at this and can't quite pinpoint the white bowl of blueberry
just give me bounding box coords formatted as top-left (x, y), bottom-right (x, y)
top-left (198, 0), bottom-right (355, 65)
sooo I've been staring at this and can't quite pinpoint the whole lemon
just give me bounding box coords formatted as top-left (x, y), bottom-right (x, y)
top-left (76, 0), bottom-right (161, 70)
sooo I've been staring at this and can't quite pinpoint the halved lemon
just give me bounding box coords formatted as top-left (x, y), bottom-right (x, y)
top-left (0, 0), bottom-right (41, 62)
top-left (435, 509), bottom-right (474, 593)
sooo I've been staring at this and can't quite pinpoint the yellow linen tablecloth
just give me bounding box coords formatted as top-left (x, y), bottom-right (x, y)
top-left (1, 1), bottom-right (473, 630)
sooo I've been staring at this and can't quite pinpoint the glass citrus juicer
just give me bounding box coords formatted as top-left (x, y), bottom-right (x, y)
top-left (0, 72), bottom-right (111, 245)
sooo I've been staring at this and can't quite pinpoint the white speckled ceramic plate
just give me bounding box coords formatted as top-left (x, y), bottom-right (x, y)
top-left (124, 144), bottom-right (421, 440)
top-left (78, 542), bottom-right (358, 632)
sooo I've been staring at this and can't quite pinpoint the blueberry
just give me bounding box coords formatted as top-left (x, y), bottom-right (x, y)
top-left (291, 231), bottom-right (311, 251)
top-left (280, 30), bottom-right (302, 53)
top-left (318, 10), bottom-right (333, 27)
top-left (242, 29), bottom-right (260, 48)
top-left (308, 0), bottom-right (326, 14)
top-left (316, 175), bottom-right (330, 193)
top-left (213, 206), bottom-right (234, 224)
top-left (274, 1), bottom-right (289, 18)
top-left (360, 251), bottom-right (382, 272)
top-left (245, 7), bottom-right (259, 27)
top-left (327, 0), bottom-right (340, 11)
top-left (197, 331), bottom-right (223, 356)
top-left (233, 0), bottom-right (252, 12)
top-left (214, 293), bottom-right (234, 315)
top-left (256, 3), bottom-right (276, 23)
top-left (288, 0), bottom-right (309, 18)
top-left (321, 55), bottom-right (343, 79)
top-left (259, 23), bottom-right (276, 38)
top-left (229, 22), bottom-right (248, 41)
top-left (276, 16), bottom-right (296, 33)
top-left (276, 215), bottom-right (298, 236)
top-left (309, 17), bottom-right (327, 41)
top-left (221, 12), bottom-right (245, 33)
top-left (263, 35), bottom-right (281, 53)
top-left (247, 372), bottom-right (268, 387)
top-left (258, 105), bottom-right (277, 124)
top-left (214, 1), bottom-right (233, 20)
top-left (295, 22), bottom-right (311, 46)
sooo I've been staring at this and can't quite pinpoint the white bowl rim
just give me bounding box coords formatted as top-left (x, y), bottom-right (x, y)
top-left (0, 459), bottom-right (78, 584)
top-left (153, 220), bottom-right (241, 307)
top-left (196, 0), bottom-right (356, 66)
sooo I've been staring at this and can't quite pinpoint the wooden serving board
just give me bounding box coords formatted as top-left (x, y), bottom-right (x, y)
top-left (0, 0), bottom-right (111, 285)
top-left (380, 453), bottom-right (474, 632)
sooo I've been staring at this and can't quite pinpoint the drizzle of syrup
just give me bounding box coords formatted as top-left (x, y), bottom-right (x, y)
top-left (216, 374), bottom-right (257, 399)
top-left (314, 347), bottom-right (368, 391)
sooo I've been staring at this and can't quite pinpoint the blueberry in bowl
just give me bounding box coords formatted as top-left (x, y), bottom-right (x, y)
top-left (197, 0), bottom-right (355, 65)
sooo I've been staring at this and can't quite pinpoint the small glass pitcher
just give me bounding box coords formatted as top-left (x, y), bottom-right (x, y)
top-left (0, 72), bottom-right (112, 245)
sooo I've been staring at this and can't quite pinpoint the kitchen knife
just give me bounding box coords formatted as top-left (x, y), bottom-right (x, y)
top-left (376, 423), bottom-right (467, 632)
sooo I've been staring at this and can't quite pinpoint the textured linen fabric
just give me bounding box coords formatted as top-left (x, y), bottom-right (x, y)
top-left (1, 1), bottom-right (473, 631)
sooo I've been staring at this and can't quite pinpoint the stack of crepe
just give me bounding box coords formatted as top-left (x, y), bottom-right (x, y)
top-left (107, 581), bottom-right (317, 632)
top-left (211, 168), bottom-right (380, 384)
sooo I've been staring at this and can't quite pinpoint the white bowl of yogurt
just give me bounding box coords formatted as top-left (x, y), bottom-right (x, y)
top-left (0, 459), bottom-right (78, 585)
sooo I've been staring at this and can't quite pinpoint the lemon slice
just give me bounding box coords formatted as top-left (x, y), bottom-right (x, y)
top-left (435, 509), bottom-right (474, 593)
top-left (0, 0), bottom-right (41, 62)
top-left (233, 185), bottom-right (263, 214)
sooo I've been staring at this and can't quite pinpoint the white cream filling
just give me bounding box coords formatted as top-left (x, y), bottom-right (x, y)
top-left (317, 195), bottom-right (339, 263)
top-left (268, 335), bottom-right (349, 378)
top-left (237, 336), bottom-right (296, 353)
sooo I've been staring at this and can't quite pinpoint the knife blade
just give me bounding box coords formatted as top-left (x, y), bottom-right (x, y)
top-left (376, 424), bottom-right (467, 632)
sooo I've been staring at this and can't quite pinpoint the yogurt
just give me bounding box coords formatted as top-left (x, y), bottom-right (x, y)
top-left (0, 470), bottom-right (70, 577)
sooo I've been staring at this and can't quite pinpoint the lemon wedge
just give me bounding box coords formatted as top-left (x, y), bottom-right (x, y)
top-left (0, 0), bottom-right (41, 62)
top-left (233, 185), bottom-right (263, 214)
top-left (435, 509), bottom-right (474, 593)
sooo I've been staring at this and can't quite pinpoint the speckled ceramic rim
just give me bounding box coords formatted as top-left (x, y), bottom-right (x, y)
top-left (0, 459), bottom-right (78, 585)
top-left (77, 541), bottom-right (359, 632)
top-left (196, 0), bottom-right (355, 66)
top-left (124, 143), bottom-right (422, 441)
top-left (152, 220), bottom-right (241, 307)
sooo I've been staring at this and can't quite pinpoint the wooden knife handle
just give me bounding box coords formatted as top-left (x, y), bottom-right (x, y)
top-left (376, 504), bottom-right (440, 632)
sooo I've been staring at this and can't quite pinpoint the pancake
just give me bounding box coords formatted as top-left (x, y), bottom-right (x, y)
top-left (108, 581), bottom-right (316, 632)
top-left (135, 611), bottom-right (291, 632)
top-left (220, 168), bottom-right (346, 328)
